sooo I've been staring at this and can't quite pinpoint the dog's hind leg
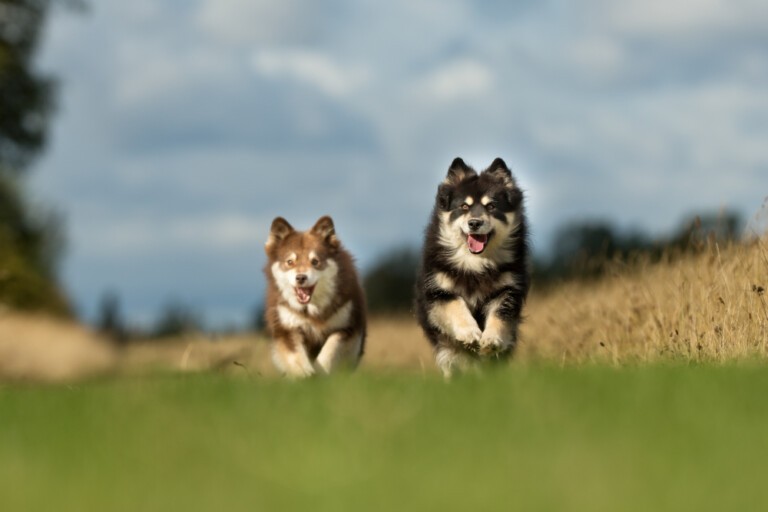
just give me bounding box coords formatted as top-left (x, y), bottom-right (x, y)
top-left (315, 331), bottom-right (363, 374)
top-left (435, 341), bottom-right (475, 378)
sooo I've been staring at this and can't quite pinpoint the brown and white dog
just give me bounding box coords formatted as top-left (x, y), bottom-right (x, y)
top-left (264, 216), bottom-right (366, 377)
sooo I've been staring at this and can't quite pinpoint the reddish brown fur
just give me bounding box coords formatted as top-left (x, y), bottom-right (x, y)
top-left (263, 216), bottom-right (366, 375)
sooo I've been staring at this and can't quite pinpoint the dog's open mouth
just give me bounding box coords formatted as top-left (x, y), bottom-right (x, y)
top-left (467, 233), bottom-right (489, 254)
top-left (295, 286), bottom-right (315, 304)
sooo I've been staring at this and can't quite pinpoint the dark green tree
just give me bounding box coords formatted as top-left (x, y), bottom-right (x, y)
top-left (0, 0), bottom-right (78, 315)
top-left (150, 301), bottom-right (203, 339)
top-left (0, 175), bottom-right (69, 313)
top-left (534, 210), bottom-right (744, 287)
top-left (250, 302), bottom-right (266, 333)
top-left (670, 211), bottom-right (743, 250)
top-left (96, 289), bottom-right (127, 343)
top-left (363, 247), bottom-right (419, 314)
top-left (0, 0), bottom-right (56, 171)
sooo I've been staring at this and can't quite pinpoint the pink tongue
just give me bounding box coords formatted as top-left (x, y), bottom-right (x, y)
top-left (296, 287), bottom-right (313, 304)
top-left (467, 234), bottom-right (488, 253)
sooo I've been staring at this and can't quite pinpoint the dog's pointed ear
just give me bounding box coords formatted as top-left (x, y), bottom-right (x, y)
top-left (437, 184), bottom-right (452, 211)
top-left (443, 157), bottom-right (476, 186)
top-left (485, 158), bottom-right (522, 208)
top-left (311, 215), bottom-right (340, 249)
top-left (265, 217), bottom-right (294, 254)
top-left (484, 157), bottom-right (517, 189)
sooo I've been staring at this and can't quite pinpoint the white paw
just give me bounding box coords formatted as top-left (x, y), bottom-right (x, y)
top-left (287, 367), bottom-right (315, 379)
top-left (454, 324), bottom-right (483, 349)
top-left (478, 331), bottom-right (511, 356)
top-left (286, 358), bottom-right (316, 379)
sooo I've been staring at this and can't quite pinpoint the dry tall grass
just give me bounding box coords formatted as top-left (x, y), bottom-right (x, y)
top-left (520, 238), bottom-right (768, 364)
top-left (113, 318), bottom-right (437, 377)
top-left (1, 238), bottom-right (766, 381)
top-left (0, 311), bottom-right (116, 382)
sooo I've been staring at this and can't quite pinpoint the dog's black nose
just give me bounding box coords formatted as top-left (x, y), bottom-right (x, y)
top-left (296, 274), bottom-right (308, 286)
top-left (468, 219), bottom-right (484, 231)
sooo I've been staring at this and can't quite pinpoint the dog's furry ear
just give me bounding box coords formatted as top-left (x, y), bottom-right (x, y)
top-left (484, 158), bottom-right (517, 189)
top-left (265, 217), bottom-right (294, 254)
top-left (311, 215), bottom-right (340, 249)
top-left (438, 158), bottom-right (475, 210)
top-left (443, 157), bottom-right (476, 186)
top-left (485, 158), bottom-right (522, 208)
top-left (436, 184), bottom-right (452, 211)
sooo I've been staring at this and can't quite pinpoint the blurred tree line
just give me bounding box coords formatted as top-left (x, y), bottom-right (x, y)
top-left (96, 292), bottom-right (206, 344)
top-left (359, 210), bottom-right (744, 315)
top-left (535, 211), bottom-right (743, 286)
top-left (0, 0), bottom-right (80, 315)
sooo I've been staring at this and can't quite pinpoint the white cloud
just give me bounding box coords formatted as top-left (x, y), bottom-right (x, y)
top-left (78, 213), bottom-right (267, 258)
top-left (413, 59), bottom-right (494, 103)
top-left (600, 0), bottom-right (768, 36)
top-left (567, 37), bottom-right (626, 79)
top-left (117, 0), bottom-right (165, 24)
top-left (252, 48), bottom-right (369, 97)
top-left (113, 37), bottom-right (242, 108)
top-left (195, 0), bottom-right (320, 45)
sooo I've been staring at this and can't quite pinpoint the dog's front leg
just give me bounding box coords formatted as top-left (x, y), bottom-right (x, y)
top-left (479, 293), bottom-right (521, 356)
top-left (272, 334), bottom-right (315, 378)
top-left (428, 298), bottom-right (482, 349)
top-left (314, 331), bottom-right (363, 374)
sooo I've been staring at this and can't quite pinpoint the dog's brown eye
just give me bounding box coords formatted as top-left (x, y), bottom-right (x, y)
top-left (311, 258), bottom-right (320, 268)
top-left (487, 203), bottom-right (496, 212)
top-left (286, 259), bottom-right (295, 267)
top-left (461, 204), bottom-right (470, 211)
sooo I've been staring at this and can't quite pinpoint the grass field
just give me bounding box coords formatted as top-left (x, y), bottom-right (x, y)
top-left (2, 238), bottom-right (768, 510)
top-left (2, 366), bottom-right (768, 511)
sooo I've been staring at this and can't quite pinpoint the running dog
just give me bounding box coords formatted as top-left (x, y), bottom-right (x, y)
top-left (415, 157), bottom-right (530, 376)
top-left (264, 216), bottom-right (366, 377)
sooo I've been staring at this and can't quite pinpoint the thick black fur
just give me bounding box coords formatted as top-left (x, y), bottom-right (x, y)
top-left (415, 157), bottom-right (531, 359)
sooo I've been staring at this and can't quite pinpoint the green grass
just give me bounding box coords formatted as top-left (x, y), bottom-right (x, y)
top-left (2, 366), bottom-right (768, 511)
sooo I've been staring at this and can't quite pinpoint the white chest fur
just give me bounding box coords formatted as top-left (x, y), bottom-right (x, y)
top-left (277, 301), bottom-right (353, 341)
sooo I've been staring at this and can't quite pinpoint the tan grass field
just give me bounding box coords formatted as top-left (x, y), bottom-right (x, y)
top-left (520, 238), bottom-right (768, 364)
top-left (1, 238), bottom-right (767, 381)
top-left (0, 312), bottom-right (117, 382)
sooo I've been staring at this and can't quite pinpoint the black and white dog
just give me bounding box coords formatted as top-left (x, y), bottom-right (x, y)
top-left (415, 157), bottom-right (530, 376)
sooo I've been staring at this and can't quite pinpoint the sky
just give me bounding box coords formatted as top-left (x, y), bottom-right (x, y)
top-left (29, 0), bottom-right (768, 327)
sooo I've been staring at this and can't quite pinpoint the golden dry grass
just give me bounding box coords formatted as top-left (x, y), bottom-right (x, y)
top-left (114, 319), bottom-right (436, 377)
top-left (519, 238), bottom-right (768, 364)
top-left (117, 334), bottom-right (270, 376)
top-left (1, 238), bottom-right (767, 382)
top-left (0, 311), bottom-right (116, 382)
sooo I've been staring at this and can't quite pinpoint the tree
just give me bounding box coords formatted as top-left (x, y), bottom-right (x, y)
top-left (363, 247), bottom-right (419, 314)
top-left (150, 301), bottom-right (203, 339)
top-left (669, 211), bottom-right (743, 250)
top-left (250, 302), bottom-right (266, 333)
top-left (535, 210), bottom-right (744, 287)
top-left (0, 174), bottom-right (69, 313)
top-left (0, 0), bottom-right (80, 315)
top-left (0, 0), bottom-right (57, 172)
top-left (96, 289), bottom-right (127, 343)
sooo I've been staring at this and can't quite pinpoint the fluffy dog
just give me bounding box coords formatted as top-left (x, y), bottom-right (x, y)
top-left (415, 157), bottom-right (530, 376)
top-left (264, 216), bottom-right (366, 377)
